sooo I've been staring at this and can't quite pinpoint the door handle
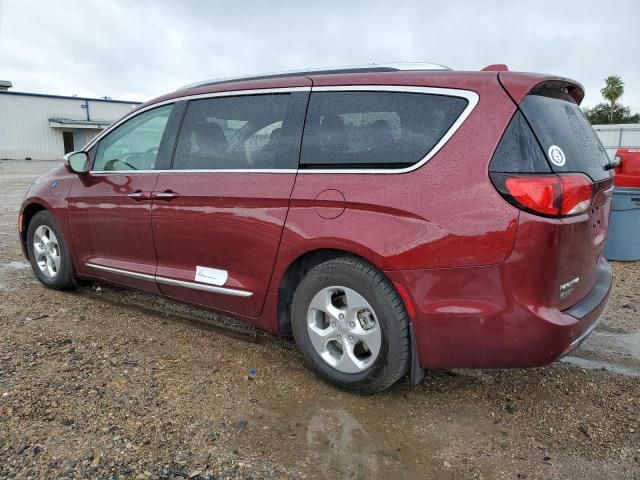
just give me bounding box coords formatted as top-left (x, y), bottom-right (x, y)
top-left (127, 190), bottom-right (147, 201)
top-left (152, 190), bottom-right (179, 201)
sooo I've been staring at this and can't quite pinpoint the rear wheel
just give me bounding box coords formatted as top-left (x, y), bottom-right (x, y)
top-left (291, 257), bottom-right (410, 394)
top-left (26, 211), bottom-right (76, 290)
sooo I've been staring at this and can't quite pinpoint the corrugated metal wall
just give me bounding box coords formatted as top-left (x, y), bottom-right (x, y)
top-left (593, 123), bottom-right (640, 159)
top-left (0, 93), bottom-right (139, 160)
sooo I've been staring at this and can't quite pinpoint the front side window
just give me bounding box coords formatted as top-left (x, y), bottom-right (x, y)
top-left (300, 91), bottom-right (468, 168)
top-left (93, 104), bottom-right (173, 171)
top-left (173, 93), bottom-right (305, 170)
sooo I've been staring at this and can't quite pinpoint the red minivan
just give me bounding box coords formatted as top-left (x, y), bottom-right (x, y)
top-left (19, 64), bottom-right (614, 393)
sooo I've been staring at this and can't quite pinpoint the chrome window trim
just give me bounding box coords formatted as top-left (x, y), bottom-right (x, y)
top-left (85, 85), bottom-right (478, 175)
top-left (88, 169), bottom-right (298, 175)
top-left (299, 85), bottom-right (478, 174)
top-left (85, 263), bottom-right (253, 298)
top-left (84, 86), bottom-right (311, 155)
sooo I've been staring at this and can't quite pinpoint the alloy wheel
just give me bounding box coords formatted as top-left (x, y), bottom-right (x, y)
top-left (306, 286), bottom-right (382, 373)
top-left (33, 225), bottom-right (61, 279)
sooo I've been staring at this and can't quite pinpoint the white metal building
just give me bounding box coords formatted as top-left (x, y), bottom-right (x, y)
top-left (593, 123), bottom-right (640, 159)
top-left (0, 84), bottom-right (141, 160)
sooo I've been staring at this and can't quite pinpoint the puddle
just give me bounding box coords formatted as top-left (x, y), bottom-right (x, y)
top-left (0, 261), bottom-right (31, 289)
top-left (596, 330), bottom-right (640, 358)
top-left (3, 261), bottom-right (30, 270)
top-left (583, 330), bottom-right (640, 360)
top-left (241, 396), bottom-right (466, 479)
top-left (561, 330), bottom-right (640, 377)
top-left (560, 356), bottom-right (640, 377)
top-left (306, 408), bottom-right (381, 476)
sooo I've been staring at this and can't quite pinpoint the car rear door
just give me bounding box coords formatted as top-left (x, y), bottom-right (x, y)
top-left (150, 85), bottom-right (310, 318)
top-left (68, 104), bottom-right (177, 292)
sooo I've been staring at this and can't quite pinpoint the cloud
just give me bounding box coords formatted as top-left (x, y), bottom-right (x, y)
top-left (0, 0), bottom-right (639, 110)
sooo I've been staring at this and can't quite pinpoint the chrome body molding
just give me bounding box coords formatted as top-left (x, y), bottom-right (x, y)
top-left (84, 85), bottom-right (479, 176)
top-left (85, 263), bottom-right (253, 298)
top-left (86, 262), bottom-right (155, 281)
top-left (155, 276), bottom-right (252, 297)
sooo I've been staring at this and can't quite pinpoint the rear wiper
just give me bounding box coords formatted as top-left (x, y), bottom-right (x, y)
top-left (603, 158), bottom-right (620, 171)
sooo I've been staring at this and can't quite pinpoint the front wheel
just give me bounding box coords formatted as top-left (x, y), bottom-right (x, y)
top-left (26, 211), bottom-right (76, 290)
top-left (291, 257), bottom-right (410, 394)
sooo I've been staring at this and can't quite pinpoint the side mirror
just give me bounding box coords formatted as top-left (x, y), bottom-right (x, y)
top-left (64, 151), bottom-right (90, 175)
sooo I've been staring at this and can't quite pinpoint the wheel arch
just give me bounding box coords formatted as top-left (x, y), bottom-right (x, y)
top-left (19, 202), bottom-right (48, 259)
top-left (275, 247), bottom-right (425, 386)
top-left (277, 248), bottom-right (358, 335)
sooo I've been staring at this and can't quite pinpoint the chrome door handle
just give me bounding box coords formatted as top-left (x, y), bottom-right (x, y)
top-left (127, 190), bottom-right (147, 201)
top-left (152, 191), bottom-right (179, 201)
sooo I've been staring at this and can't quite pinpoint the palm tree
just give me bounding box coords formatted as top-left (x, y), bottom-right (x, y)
top-left (600, 76), bottom-right (624, 123)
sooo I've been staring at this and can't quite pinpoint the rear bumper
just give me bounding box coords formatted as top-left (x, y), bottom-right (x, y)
top-left (557, 260), bottom-right (611, 356)
top-left (386, 258), bottom-right (612, 369)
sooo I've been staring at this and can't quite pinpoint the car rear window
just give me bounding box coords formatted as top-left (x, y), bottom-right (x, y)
top-left (300, 91), bottom-right (468, 168)
top-left (519, 90), bottom-right (612, 182)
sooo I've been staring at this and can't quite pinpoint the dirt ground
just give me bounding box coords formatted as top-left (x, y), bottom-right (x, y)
top-left (1, 160), bottom-right (639, 480)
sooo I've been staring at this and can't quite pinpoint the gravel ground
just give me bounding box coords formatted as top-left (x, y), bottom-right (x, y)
top-left (1, 160), bottom-right (639, 480)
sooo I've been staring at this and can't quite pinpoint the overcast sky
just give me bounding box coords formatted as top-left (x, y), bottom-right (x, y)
top-left (1, 0), bottom-right (639, 110)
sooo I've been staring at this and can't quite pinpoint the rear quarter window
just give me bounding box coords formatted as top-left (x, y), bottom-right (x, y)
top-left (300, 91), bottom-right (468, 168)
top-left (520, 91), bottom-right (612, 182)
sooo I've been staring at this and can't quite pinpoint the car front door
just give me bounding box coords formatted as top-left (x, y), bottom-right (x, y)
top-left (68, 104), bottom-right (176, 292)
top-left (150, 86), bottom-right (309, 318)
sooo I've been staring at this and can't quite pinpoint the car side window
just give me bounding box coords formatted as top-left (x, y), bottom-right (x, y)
top-left (172, 93), bottom-right (305, 170)
top-left (300, 91), bottom-right (468, 168)
top-left (93, 104), bottom-right (174, 172)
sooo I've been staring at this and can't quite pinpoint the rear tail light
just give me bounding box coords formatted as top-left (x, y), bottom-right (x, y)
top-left (490, 173), bottom-right (594, 217)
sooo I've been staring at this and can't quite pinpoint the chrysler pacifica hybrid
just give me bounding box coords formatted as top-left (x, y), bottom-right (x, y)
top-left (19, 63), bottom-right (614, 393)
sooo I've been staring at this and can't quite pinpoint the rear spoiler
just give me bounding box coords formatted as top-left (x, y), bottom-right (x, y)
top-left (498, 72), bottom-right (585, 105)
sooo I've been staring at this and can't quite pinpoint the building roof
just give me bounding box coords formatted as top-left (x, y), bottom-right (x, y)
top-left (48, 118), bottom-right (113, 129)
top-left (0, 89), bottom-right (141, 104)
top-left (593, 123), bottom-right (640, 129)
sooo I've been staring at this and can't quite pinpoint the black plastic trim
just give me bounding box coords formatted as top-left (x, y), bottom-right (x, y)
top-left (158, 101), bottom-right (188, 171)
top-left (409, 322), bottom-right (425, 385)
top-left (564, 261), bottom-right (612, 320)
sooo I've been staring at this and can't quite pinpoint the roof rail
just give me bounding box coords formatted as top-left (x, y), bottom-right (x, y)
top-left (180, 62), bottom-right (453, 90)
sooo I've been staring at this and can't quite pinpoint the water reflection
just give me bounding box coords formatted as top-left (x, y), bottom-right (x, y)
top-left (306, 408), bottom-right (379, 478)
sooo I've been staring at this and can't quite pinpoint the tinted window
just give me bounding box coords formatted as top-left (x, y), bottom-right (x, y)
top-left (520, 91), bottom-right (612, 181)
top-left (173, 93), bottom-right (305, 170)
top-left (94, 105), bottom-right (173, 171)
top-left (300, 91), bottom-right (468, 168)
top-left (489, 111), bottom-right (551, 173)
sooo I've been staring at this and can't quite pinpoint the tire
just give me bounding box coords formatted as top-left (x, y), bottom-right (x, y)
top-left (291, 257), bottom-right (410, 394)
top-left (26, 211), bottom-right (76, 290)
